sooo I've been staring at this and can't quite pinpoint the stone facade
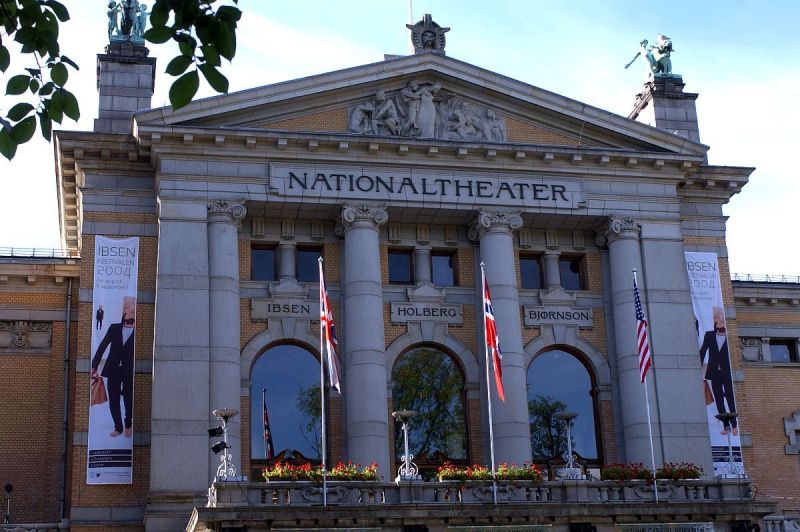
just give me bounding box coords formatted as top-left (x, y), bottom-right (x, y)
top-left (0, 30), bottom-right (798, 532)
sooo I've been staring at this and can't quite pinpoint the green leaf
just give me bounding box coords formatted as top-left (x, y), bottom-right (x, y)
top-left (7, 103), bottom-right (34, 122)
top-left (0, 47), bottom-right (9, 72)
top-left (201, 45), bottom-right (220, 67)
top-left (44, 0), bottom-right (70, 22)
top-left (6, 75), bottom-right (30, 95)
top-left (51, 62), bottom-right (68, 86)
top-left (143, 26), bottom-right (173, 44)
top-left (165, 55), bottom-right (193, 76)
top-left (168, 69), bottom-right (199, 110)
top-left (62, 90), bottom-right (80, 120)
top-left (0, 128), bottom-right (17, 160)
top-left (38, 111), bottom-right (52, 140)
top-left (199, 63), bottom-right (228, 93)
top-left (217, 6), bottom-right (242, 23)
top-left (10, 116), bottom-right (36, 143)
top-left (48, 91), bottom-right (64, 123)
top-left (40, 81), bottom-right (55, 96)
top-left (214, 22), bottom-right (236, 60)
top-left (60, 55), bottom-right (78, 70)
top-left (150, 1), bottom-right (169, 27)
top-left (29, 78), bottom-right (40, 93)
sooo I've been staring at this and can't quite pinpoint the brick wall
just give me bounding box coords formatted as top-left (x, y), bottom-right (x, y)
top-left (263, 108), bottom-right (347, 133)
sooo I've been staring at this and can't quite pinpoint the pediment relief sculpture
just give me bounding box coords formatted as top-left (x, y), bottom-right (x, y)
top-left (348, 80), bottom-right (507, 142)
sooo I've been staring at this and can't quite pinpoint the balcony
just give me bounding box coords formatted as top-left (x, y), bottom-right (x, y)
top-left (190, 478), bottom-right (776, 531)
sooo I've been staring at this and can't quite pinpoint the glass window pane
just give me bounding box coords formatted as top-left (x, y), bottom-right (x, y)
top-left (770, 342), bottom-right (792, 363)
top-left (520, 256), bottom-right (542, 289)
top-left (297, 249), bottom-right (321, 282)
top-left (559, 258), bottom-right (583, 290)
top-left (251, 344), bottom-right (321, 460)
top-left (431, 253), bottom-right (455, 287)
top-left (389, 250), bottom-right (413, 284)
top-left (392, 347), bottom-right (466, 463)
top-left (527, 350), bottom-right (598, 460)
top-left (252, 247), bottom-right (276, 281)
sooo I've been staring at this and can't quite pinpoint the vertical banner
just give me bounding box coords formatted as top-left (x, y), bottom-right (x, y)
top-left (87, 236), bottom-right (139, 484)
top-left (685, 252), bottom-right (744, 477)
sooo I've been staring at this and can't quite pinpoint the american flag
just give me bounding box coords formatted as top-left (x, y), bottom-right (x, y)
top-left (633, 274), bottom-right (652, 383)
top-left (483, 276), bottom-right (505, 401)
top-left (319, 259), bottom-right (341, 392)
top-left (262, 389), bottom-right (275, 459)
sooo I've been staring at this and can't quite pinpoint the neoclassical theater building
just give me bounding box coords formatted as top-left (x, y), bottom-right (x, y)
top-left (1, 15), bottom-right (799, 532)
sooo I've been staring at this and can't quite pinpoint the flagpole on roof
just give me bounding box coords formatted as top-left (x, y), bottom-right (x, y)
top-left (634, 268), bottom-right (658, 502)
top-left (262, 388), bottom-right (267, 460)
top-left (319, 257), bottom-right (328, 507)
top-left (480, 262), bottom-right (498, 505)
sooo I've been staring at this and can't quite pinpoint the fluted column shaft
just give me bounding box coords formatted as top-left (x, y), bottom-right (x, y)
top-left (207, 200), bottom-right (246, 476)
top-left (473, 210), bottom-right (532, 465)
top-left (341, 204), bottom-right (390, 478)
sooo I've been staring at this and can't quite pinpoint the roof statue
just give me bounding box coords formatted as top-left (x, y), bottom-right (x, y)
top-left (107, 0), bottom-right (148, 42)
top-left (406, 14), bottom-right (449, 55)
top-left (625, 33), bottom-right (676, 77)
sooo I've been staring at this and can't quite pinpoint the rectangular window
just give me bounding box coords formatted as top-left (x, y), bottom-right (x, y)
top-left (297, 247), bottom-right (322, 283)
top-left (519, 255), bottom-right (543, 289)
top-left (251, 246), bottom-right (276, 281)
top-left (559, 257), bottom-right (584, 291)
top-left (431, 251), bottom-right (456, 287)
top-left (388, 249), bottom-right (413, 284)
top-left (770, 340), bottom-right (799, 363)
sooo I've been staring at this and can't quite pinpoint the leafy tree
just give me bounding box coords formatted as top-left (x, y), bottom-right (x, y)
top-left (529, 395), bottom-right (568, 459)
top-left (296, 384), bottom-right (321, 459)
top-left (392, 348), bottom-right (466, 461)
top-left (0, 0), bottom-right (241, 159)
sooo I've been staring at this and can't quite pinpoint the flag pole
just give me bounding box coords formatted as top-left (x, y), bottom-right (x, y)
top-left (634, 268), bottom-right (658, 503)
top-left (480, 262), bottom-right (498, 505)
top-left (262, 388), bottom-right (268, 460)
top-left (319, 257), bottom-right (328, 507)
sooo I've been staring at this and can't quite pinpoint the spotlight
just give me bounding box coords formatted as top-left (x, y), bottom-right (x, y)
top-left (207, 426), bottom-right (224, 438)
top-left (211, 441), bottom-right (229, 454)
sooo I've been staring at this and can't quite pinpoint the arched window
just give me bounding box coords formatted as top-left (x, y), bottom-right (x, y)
top-left (527, 349), bottom-right (599, 463)
top-left (392, 346), bottom-right (467, 469)
top-left (250, 343), bottom-right (321, 461)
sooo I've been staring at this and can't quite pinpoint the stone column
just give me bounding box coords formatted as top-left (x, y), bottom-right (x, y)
top-left (597, 216), bottom-right (662, 465)
top-left (340, 204), bottom-right (390, 478)
top-left (543, 250), bottom-right (561, 289)
top-left (472, 210), bottom-right (532, 465)
top-left (414, 247), bottom-right (432, 285)
top-left (207, 200), bottom-right (246, 477)
top-left (278, 242), bottom-right (297, 281)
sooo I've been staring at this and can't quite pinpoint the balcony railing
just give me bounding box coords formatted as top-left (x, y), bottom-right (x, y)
top-left (732, 273), bottom-right (800, 284)
top-left (0, 247), bottom-right (78, 259)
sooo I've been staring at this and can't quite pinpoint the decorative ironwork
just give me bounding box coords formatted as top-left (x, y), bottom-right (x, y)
top-left (392, 410), bottom-right (420, 482)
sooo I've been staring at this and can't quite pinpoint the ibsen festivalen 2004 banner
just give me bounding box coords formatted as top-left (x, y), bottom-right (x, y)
top-left (87, 236), bottom-right (139, 485)
top-left (685, 251), bottom-right (745, 477)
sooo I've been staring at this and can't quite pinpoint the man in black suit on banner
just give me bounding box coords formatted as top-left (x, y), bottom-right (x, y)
top-left (92, 296), bottom-right (136, 438)
top-left (699, 306), bottom-right (738, 436)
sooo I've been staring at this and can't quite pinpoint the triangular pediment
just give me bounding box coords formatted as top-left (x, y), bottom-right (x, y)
top-left (135, 53), bottom-right (708, 156)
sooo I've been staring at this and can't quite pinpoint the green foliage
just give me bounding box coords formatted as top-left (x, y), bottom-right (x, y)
top-left (296, 384), bottom-right (322, 459)
top-left (528, 395), bottom-right (568, 459)
top-left (0, 0), bottom-right (241, 160)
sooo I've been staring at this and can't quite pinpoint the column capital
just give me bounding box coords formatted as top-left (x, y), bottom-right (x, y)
top-left (595, 216), bottom-right (640, 247)
top-left (338, 204), bottom-right (388, 232)
top-left (468, 210), bottom-right (523, 240)
top-left (207, 200), bottom-right (247, 228)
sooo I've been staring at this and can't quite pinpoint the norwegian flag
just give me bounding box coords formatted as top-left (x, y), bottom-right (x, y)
top-left (483, 277), bottom-right (505, 401)
top-left (634, 275), bottom-right (652, 383)
top-left (319, 259), bottom-right (341, 392)
top-left (262, 389), bottom-right (275, 459)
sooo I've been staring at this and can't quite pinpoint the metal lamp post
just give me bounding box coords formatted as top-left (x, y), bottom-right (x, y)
top-left (556, 411), bottom-right (581, 480)
top-left (3, 483), bottom-right (12, 524)
top-left (392, 409), bottom-right (420, 482)
top-left (211, 408), bottom-right (239, 482)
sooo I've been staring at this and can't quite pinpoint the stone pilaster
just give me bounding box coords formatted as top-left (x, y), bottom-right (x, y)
top-left (340, 204), bottom-right (390, 478)
top-left (596, 216), bottom-right (662, 465)
top-left (471, 210), bottom-right (532, 465)
top-left (207, 200), bottom-right (246, 477)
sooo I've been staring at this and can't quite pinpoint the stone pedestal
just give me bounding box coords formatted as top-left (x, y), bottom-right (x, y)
top-left (340, 204), bottom-right (391, 478)
top-left (472, 210), bottom-right (532, 465)
top-left (629, 75), bottom-right (700, 144)
top-left (95, 40), bottom-right (156, 134)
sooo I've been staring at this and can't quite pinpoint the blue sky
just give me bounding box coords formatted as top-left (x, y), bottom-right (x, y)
top-left (1, 1), bottom-right (797, 275)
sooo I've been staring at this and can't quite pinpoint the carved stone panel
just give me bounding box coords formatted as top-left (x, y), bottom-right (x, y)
top-left (0, 321), bottom-right (53, 353)
top-left (348, 81), bottom-right (507, 142)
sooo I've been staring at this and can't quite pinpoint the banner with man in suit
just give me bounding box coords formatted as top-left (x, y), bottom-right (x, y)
top-left (87, 236), bottom-right (139, 484)
top-left (685, 251), bottom-right (744, 477)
